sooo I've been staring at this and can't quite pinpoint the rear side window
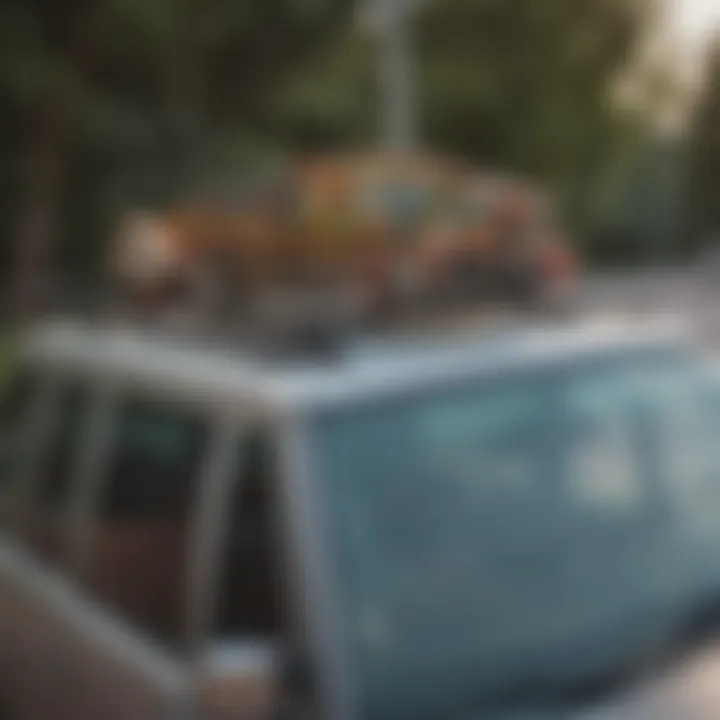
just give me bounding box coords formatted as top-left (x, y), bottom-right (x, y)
top-left (81, 397), bottom-right (210, 648)
top-left (562, 371), bottom-right (647, 515)
top-left (34, 384), bottom-right (90, 508)
top-left (26, 382), bottom-right (93, 563)
top-left (0, 369), bottom-right (37, 532)
top-left (102, 399), bottom-right (207, 518)
top-left (214, 430), bottom-right (283, 638)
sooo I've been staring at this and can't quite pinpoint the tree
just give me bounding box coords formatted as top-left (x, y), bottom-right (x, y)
top-left (0, 0), bottom-right (354, 317)
top-left (257, 29), bottom-right (378, 150)
top-left (418, 0), bottom-right (648, 169)
top-left (684, 38), bottom-right (720, 252)
top-left (264, 0), bottom-right (655, 251)
top-left (417, 0), bottom-right (658, 250)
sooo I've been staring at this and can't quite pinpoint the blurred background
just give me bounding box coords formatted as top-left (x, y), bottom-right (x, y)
top-left (0, 0), bottom-right (718, 320)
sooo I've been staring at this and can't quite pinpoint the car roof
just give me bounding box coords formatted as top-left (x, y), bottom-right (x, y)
top-left (21, 315), bottom-right (690, 415)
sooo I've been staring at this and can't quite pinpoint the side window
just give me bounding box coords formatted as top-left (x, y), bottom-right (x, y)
top-left (82, 397), bottom-right (210, 648)
top-left (214, 429), bottom-right (283, 639)
top-left (26, 381), bottom-right (91, 563)
top-left (101, 399), bottom-right (206, 519)
top-left (642, 366), bottom-right (720, 537)
top-left (562, 370), bottom-right (648, 517)
top-left (208, 430), bottom-right (317, 720)
top-left (558, 358), bottom-right (710, 601)
top-left (0, 368), bottom-right (37, 533)
top-left (416, 389), bottom-right (550, 494)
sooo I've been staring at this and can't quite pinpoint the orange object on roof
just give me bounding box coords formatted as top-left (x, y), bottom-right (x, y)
top-left (110, 153), bottom-right (579, 316)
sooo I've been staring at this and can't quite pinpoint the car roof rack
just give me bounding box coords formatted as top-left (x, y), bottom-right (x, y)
top-left (37, 276), bottom-right (592, 364)
top-left (41, 284), bottom-right (362, 362)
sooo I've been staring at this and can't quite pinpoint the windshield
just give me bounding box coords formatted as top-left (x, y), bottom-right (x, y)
top-left (309, 349), bottom-right (720, 719)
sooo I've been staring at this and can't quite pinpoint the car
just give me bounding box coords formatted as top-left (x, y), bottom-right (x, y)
top-left (2, 315), bottom-right (720, 719)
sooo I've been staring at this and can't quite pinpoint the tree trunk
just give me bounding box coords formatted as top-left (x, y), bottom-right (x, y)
top-left (14, 100), bottom-right (72, 322)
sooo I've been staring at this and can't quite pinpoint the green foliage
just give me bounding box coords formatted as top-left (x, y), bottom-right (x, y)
top-left (258, 29), bottom-right (378, 149)
top-left (0, 0), bottom-right (661, 294)
top-left (421, 0), bottom-right (654, 251)
top-left (263, 0), bottom-right (654, 257)
top-left (419, 0), bottom-right (645, 168)
top-left (0, 0), bottom-right (355, 294)
top-left (685, 40), bottom-right (720, 252)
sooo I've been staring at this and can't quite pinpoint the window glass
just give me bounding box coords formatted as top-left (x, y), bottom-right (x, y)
top-left (311, 376), bottom-right (555, 718)
top-left (101, 399), bottom-right (206, 518)
top-left (26, 381), bottom-right (91, 562)
top-left (214, 430), bottom-right (282, 639)
top-left (34, 384), bottom-right (89, 507)
top-left (555, 365), bottom-right (681, 647)
top-left (0, 368), bottom-right (37, 532)
top-left (309, 351), bottom-right (707, 720)
top-left (560, 356), bottom-right (720, 626)
top-left (562, 370), bottom-right (647, 515)
top-left (83, 397), bottom-right (209, 648)
top-left (638, 362), bottom-right (720, 546)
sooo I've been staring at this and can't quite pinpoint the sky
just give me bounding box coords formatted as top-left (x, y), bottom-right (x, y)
top-left (673, 0), bottom-right (720, 45)
top-left (618, 0), bottom-right (720, 129)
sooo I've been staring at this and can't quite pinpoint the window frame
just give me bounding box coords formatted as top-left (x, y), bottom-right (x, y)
top-left (17, 370), bottom-right (111, 569)
top-left (68, 379), bottom-right (232, 651)
top-left (51, 367), bottom-right (317, 677)
top-left (0, 362), bottom-right (55, 541)
top-left (557, 361), bottom-right (657, 517)
top-left (277, 410), bottom-right (366, 720)
top-left (12, 367), bottom-right (86, 547)
top-left (0, 353), bottom-right (344, 719)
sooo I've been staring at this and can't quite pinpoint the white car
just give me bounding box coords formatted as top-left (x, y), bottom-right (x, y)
top-left (0, 316), bottom-right (720, 719)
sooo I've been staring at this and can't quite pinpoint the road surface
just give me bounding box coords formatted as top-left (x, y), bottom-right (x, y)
top-left (580, 265), bottom-right (720, 346)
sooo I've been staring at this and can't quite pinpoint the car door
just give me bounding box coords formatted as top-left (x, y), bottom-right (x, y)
top-left (0, 368), bottom-right (105, 720)
top-left (190, 423), bottom-right (301, 720)
top-left (0, 365), bottom-right (58, 719)
top-left (36, 387), bottom-right (225, 720)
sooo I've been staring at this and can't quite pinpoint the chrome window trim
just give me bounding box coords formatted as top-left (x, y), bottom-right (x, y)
top-left (277, 411), bottom-right (358, 720)
top-left (5, 352), bottom-right (347, 717)
top-left (64, 381), bottom-right (119, 579)
top-left (187, 407), bottom-right (337, 719)
top-left (184, 411), bottom-right (246, 663)
top-left (0, 367), bottom-right (52, 536)
top-left (12, 371), bottom-right (63, 537)
top-left (1, 376), bottom-right (233, 696)
top-left (65, 383), bottom-right (224, 658)
top-left (12, 366), bottom-right (109, 559)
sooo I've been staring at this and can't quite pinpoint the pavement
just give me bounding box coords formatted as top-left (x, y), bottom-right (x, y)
top-left (579, 266), bottom-right (720, 346)
top-left (581, 267), bottom-right (699, 314)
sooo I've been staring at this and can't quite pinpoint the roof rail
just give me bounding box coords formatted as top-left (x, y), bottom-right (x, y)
top-left (41, 284), bottom-right (362, 361)
top-left (36, 278), bottom-right (591, 361)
